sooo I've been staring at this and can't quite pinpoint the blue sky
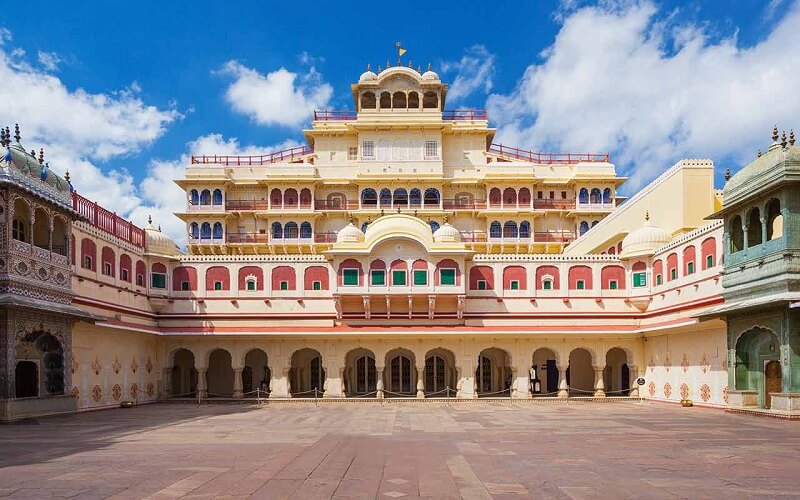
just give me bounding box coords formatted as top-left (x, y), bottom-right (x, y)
top-left (1, 0), bottom-right (798, 240)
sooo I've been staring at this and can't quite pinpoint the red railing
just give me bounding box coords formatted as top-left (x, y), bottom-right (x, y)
top-left (443, 109), bottom-right (487, 120)
top-left (443, 199), bottom-right (487, 210)
top-left (225, 200), bottom-right (269, 211)
top-left (534, 231), bottom-right (575, 243)
top-left (191, 145), bottom-right (313, 166)
top-left (72, 192), bottom-right (146, 249)
top-left (489, 144), bottom-right (609, 164)
top-left (314, 200), bottom-right (359, 210)
top-left (533, 199), bottom-right (577, 210)
top-left (459, 231), bottom-right (488, 243)
top-left (226, 233), bottom-right (270, 244)
top-left (314, 110), bottom-right (357, 121)
top-left (314, 232), bottom-right (338, 243)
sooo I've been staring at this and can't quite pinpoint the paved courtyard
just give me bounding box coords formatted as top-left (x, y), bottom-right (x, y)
top-left (0, 401), bottom-right (799, 499)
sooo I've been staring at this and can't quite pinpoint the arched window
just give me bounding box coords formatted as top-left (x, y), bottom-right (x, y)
top-left (502, 187), bottom-right (517, 206)
top-left (409, 188), bottom-right (421, 206)
top-left (602, 188), bottom-right (612, 203)
top-left (489, 221), bottom-right (502, 238)
top-left (590, 188), bottom-right (602, 204)
top-left (455, 192), bottom-right (473, 207)
top-left (299, 188), bottom-right (312, 208)
top-left (392, 91), bottom-right (407, 109)
top-left (424, 188), bottom-right (440, 206)
top-left (200, 222), bottom-right (211, 239)
top-left (271, 222), bottom-right (283, 239)
top-left (361, 188), bottom-right (377, 206)
top-left (326, 192), bottom-right (346, 209)
top-left (489, 188), bottom-right (501, 206)
top-left (379, 92), bottom-right (391, 109)
top-left (189, 222), bottom-right (199, 239)
top-left (190, 189), bottom-right (199, 205)
top-left (212, 189), bottom-right (223, 205)
top-left (300, 222), bottom-right (312, 239)
top-left (429, 221), bottom-right (440, 233)
top-left (518, 188), bottom-right (531, 206)
top-left (766, 199), bottom-right (782, 240)
top-left (407, 91), bottom-right (419, 108)
top-left (284, 188), bottom-right (298, 207)
top-left (393, 188), bottom-right (408, 206)
top-left (200, 189), bottom-right (211, 205)
top-left (503, 221), bottom-right (518, 238)
top-left (729, 215), bottom-right (743, 253)
top-left (746, 208), bottom-right (762, 247)
top-left (591, 220), bottom-right (599, 227)
top-left (422, 91), bottom-right (438, 109)
top-left (379, 188), bottom-right (392, 207)
top-left (579, 221), bottom-right (589, 236)
top-left (212, 222), bottom-right (223, 239)
top-left (32, 208), bottom-right (49, 249)
top-left (360, 91), bottom-right (376, 109)
top-left (285, 222), bottom-right (299, 239)
top-left (519, 221), bottom-right (531, 239)
top-left (579, 188), bottom-right (589, 204)
top-left (270, 188), bottom-right (282, 207)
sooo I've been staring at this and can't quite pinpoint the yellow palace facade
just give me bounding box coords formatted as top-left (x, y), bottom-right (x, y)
top-left (3, 65), bottom-right (797, 420)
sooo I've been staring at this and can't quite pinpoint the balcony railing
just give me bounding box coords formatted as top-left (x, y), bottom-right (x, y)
top-left (313, 110), bottom-right (357, 121)
top-left (534, 231), bottom-right (575, 243)
top-left (361, 202), bottom-right (441, 210)
top-left (191, 145), bottom-right (313, 166)
top-left (533, 199), bottom-right (577, 210)
top-left (489, 143), bottom-right (610, 164)
top-left (226, 233), bottom-right (270, 244)
top-left (314, 200), bottom-right (360, 211)
top-left (575, 202), bottom-right (615, 211)
top-left (459, 231), bottom-right (488, 243)
top-left (443, 199), bottom-right (487, 210)
top-left (442, 109), bottom-right (487, 120)
top-left (225, 200), bottom-right (268, 211)
top-left (72, 192), bottom-right (146, 249)
top-left (187, 203), bottom-right (225, 211)
top-left (314, 232), bottom-right (338, 243)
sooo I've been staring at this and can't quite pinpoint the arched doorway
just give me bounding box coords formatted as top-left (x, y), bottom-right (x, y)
top-left (207, 349), bottom-right (234, 397)
top-left (603, 348), bottom-right (630, 396)
top-left (532, 348), bottom-right (558, 395)
top-left (15, 361), bottom-right (38, 398)
top-left (425, 348), bottom-right (456, 396)
top-left (476, 348), bottom-right (511, 396)
top-left (735, 327), bottom-right (781, 408)
top-left (15, 332), bottom-right (65, 397)
top-left (171, 349), bottom-right (197, 396)
top-left (385, 349), bottom-right (416, 396)
top-left (345, 348), bottom-right (377, 396)
top-left (244, 349), bottom-right (270, 396)
top-left (567, 348), bottom-right (594, 396)
top-left (290, 348), bottom-right (325, 396)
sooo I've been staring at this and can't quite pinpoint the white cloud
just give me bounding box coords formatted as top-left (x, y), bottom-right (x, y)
top-left (130, 134), bottom-right (300, 246)
top-left (0, 29), bottom-right (180, 215)
top-left (220, 61), bottom-right (332, 127)
top-left (442, 45), bottom-right (495, 102)
top-left (487, 0), bottom-right (800, 190)
top-left (37, 50), bottom-right (61, 71)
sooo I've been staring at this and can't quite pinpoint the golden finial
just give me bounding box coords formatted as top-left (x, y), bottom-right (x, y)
top-left (397, 207), bottom-right (401, 213)
top-left (147, 215), bottom-right (152, 225)
top-left (790, 129), bottom-right (796, 146)
top-left (781, 130), bottom-right (787, 148)
top-left (443, 213), bottom-right (449, 224)
top-left (367, 63), bottom-right (371, 71)
top-left (757, 149), bottom-right (762, 157)
top-left (725, 168), bottom-right (731, 181)
top-left (772, 125), bottom-right (779, 142)
top-left (645, 211), bottom-right (650, 222)
top-left (64, 170), bottom-right (70, 183)
top-left (38, 148), bottom-right (44, 165)
top-left (427, 63), bottom-right (431, 71)
top-left (348, 213), bottom-right (354, 225)
top-left (386, 59), bottom-right (390, 68)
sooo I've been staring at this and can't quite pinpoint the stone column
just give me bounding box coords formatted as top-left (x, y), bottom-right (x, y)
top-left (376, 366), bottom-right (385, 399)
top-left (593, 366), bottom-right (606, 398)
top-left (161, 367), bottom-right (172, 398)
top-left (416, 366), bottom-right (425, 399)
top-left (557, 365), bottom-right (568, 398)
top-left (760, 216), bottom-right (767, 245)
top-left (196, 368), bottom-right (208, 399)
top-left (629, 365), bottom-right (639, 397)
top-left (232, 368), bottom-right (243, 398)
top-left (269, 367), bottom-right (290, 399)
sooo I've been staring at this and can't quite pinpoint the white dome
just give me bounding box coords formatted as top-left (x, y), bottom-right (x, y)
top-left (359, 65), bottom-right (378, 82)
top-left (144, 219), bottom-right (180, 256)
top-left (421, 70), bottom-right (439, 81)
top-left (433, 222), bottom-right (460, 243)
top-left (619, 213), bottom-right (670, 259)
top-left (336, 222), bottom-right (365, 243)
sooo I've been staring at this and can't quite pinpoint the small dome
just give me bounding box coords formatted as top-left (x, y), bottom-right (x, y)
top-left (421, 70), bottom-right (439, 81)
top-left (620, 213), bottom-right (670, 259)
top-left (336, 222), bottom-right (365, 243)
top-left (144, 219), bottom-right (180, 256)
top-left (359, 64), bottom-right (378, 82)
top-left (433, 222), bottom-right (460, 243)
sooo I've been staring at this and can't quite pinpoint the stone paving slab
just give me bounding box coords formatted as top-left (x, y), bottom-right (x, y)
top-left (0, 402), bottom-right (799, 499)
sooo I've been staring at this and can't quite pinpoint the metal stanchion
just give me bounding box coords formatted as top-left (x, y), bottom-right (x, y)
top-left (314, 387), bottom-right (318, 407)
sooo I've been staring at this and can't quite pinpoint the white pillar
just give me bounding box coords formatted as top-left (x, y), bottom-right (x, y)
top-left (557, 365), bottom-right (568, 398)
top-left (593, 366), bottom-right (606, 398)
top-left (232, 368), bottom-right (243, 398)
top-left (629, 365), bottom-right (639, 397)
top-left (196, 368), bottom-right (208, 399)
top-left (416, 366), bottom-right (425, 399)
top-left (376, 366), bottom-right (385, 399)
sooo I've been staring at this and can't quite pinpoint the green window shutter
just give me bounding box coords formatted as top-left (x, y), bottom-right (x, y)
top-left (706, 255), bottom-right (713, 268)
top-left (543, 280), bottom-right (552, 290)
top-left (151, 273), bottom-right (166, 289)
top-left (343, 269), bottom-right (359, 286)
top-left (313, 281), bottom-right (321, 290)
top-left (670, 269), bottom-right (677, 280)
top-left (214, 281), bottom-right (222, 290)
top-left (371, 270), bottom-right (385, 286)
top-left (577, 280), bottom-right (585, 290)
top-left (392, 270), bottom-right (406, 286)
top-left (510, 280), bottom-right (519, 290)
top-left (280, 281), bottom-right (288, 290)
top-left (633, 272), bottom-right (646, 287)
top-left (181, 282), bottom-right (189, 291)
top-left (440, 269), bottom-right (456, 285)
top-left (247, 280), bottom-right (256, 291)
top-left (687, 262), bottom-right (695, 274)
top-left (477, 280), bottom-right (487, 290)
top-left (413, 270), bottom-right (427, 286)
top-left (656, 274), bottom-right (663, 285)
top-left (609, 280), bottom-right (617, 290)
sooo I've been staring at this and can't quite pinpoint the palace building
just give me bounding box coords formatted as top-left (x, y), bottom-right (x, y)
top-left (1, 66), bottom-right (798, 420)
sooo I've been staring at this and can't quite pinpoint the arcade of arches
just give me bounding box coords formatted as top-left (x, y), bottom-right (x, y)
top-left (162, 342), bottom-right (639, 399)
